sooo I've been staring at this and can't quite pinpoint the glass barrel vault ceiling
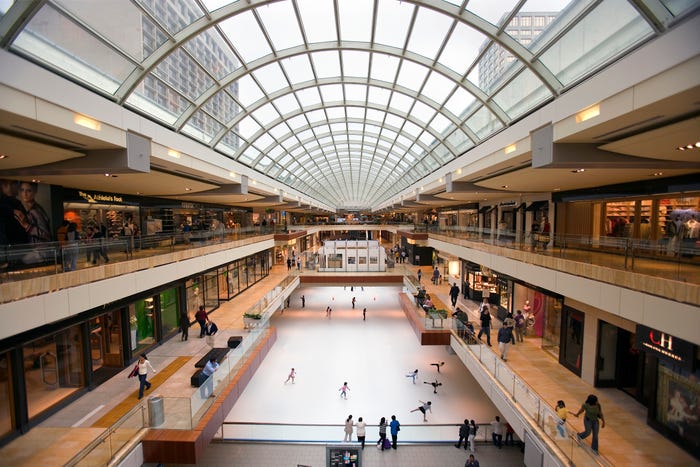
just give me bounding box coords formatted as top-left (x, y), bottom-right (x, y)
top-left (0, 0), bottom-right (696, 210)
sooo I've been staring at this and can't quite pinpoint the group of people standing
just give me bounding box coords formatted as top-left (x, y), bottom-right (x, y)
top-left (343, 414), bottom-right (401, 451)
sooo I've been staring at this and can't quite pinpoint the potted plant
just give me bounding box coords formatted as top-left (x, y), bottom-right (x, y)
top-left (243, 312), bottom-right (262, 329)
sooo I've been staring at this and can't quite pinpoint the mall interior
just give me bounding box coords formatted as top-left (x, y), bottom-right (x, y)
top-left (0, 1), bottom-right (699, 466)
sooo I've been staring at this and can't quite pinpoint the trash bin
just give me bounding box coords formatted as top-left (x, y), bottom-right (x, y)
top-left (148, 394), bottom-right (164, 427)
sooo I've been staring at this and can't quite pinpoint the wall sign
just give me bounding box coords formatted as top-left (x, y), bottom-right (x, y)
top-left (636, 325), bottom-right (695, 370)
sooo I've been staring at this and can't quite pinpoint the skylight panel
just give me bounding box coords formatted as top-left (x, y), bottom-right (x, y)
top-left (346, 106), bottom-right (365, 120)
top-left (326, 107), bottom-right (346, 120)
top-left (313, 51), bottom-right (342, 79)
top-left (267, 122), bottom-right (289, 140)
top-left (295, 87), bottom-right (323, 107)
top-left (330, 122), bottom-right (347, 133)
top-left (219, 10), bottom-right (272, 63)
top-left (236, 115), bottom-right (262, 139)
top-left (407, 7), bottom-right (452, 61)
top-left (236, 74), bottom-right (265, 107)
top-left (367, 86), bottom-right (391, 107)
top-left (375, 0), bottom-right (412, 48)
top-left (468, 0), bottom-right (521, 26)
top-left (396, 61), bottom-right (429, 91)
top-left (256, 1), bottom-right (304, 51)
top-left (281, 55), bottom-right (315, 85)
top-left (272, 93), bottom-right (300, 116)
top-left (365, 109), bottom-right (386, 124)
top-left (438, 22), bottom-right (484, 75)
top-left (344, 84), bottom-right (367, 103)
top-left (444, 87), bottom-right (476, 117)
top-left (338, 0), bottom-right (373, 43)
top-left (306, 108), bottom-right (326, 124)
top-left (369, 54), bottom-right (399, 83)
top-left (411, 101), bottom-right (436, 126)
top-left (252, 62), bottom-right (288, 95)
top-left (422, 72), bottom-right (456, 106)
top-left (431, 113), bottom-right (453, 135)
top-left (253, 133), bottom-right (275, 151)
top-left (297, 0), bottom-right (336, 44)
top-left (286, 114), bottom-right (308, 130)
top-left (297, 129), bottom-right (315, 142)
top-left (342, 50), bottom-right (370, 78)
top-left (250, 102), bottom-right (280, 126)
top-left (402, 120), bottom-right (422, 137)
top-left (384, 113), bottom-right (404, 129)
top-left (388, 92), bottom-right (414, 115)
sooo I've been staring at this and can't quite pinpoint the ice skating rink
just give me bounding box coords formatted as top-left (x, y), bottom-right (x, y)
top-left (224, 285), bottom-right (499, 443)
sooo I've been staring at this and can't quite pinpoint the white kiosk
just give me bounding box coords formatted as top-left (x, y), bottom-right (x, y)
top-left (317, 240), bottom-right (387, 272)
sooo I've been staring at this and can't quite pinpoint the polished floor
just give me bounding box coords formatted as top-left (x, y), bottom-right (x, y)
top-left (0, 263), bottom-right (697, 466)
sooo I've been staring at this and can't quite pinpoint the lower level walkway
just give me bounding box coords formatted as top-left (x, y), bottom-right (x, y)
top-left (412, 264), bottom-right (697, 466)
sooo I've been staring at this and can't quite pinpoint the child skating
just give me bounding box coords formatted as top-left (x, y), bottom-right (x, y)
top-left (284, 368), bottom-right (296, 384)
top-left (339, 381), bottom-right (350, 399)
top-left (410, 400), bottom-right (432, 422)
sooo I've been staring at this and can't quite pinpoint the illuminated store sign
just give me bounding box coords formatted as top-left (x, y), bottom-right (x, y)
top-left (79, 190), bottom-right (124, 204)
top-left (636, 325), bottom-right (694, 370)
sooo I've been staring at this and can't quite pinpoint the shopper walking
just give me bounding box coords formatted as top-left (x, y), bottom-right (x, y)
top-left (389, 415), bottom-right (400, 449)
top-left (410, 400), bottom-right (432, 422)
top-left (179, 309), bottom-right (189, 341)
top-left (468, 420), bottom-right (478, 452)
top-left (356, 417), bottom-right (367, 449)
top-left (497, 325), bottom-right (512, 361)
top-left (514, 310), bottom-right (525, 343)
top-left (491, 415), bottom-right (503, 448)
top-left (343, 415), bottom-right (354, 442)
top-left (455, 419), bottom-right (469, 449)
top-left (195, 305), bottom-right (208, 338)
top-left (338, 381), bottom-right (350, 399)
top-left (477, 301), bottom-right (492, 346)
top-left (574, 394), bottom-right (605, 452)
top-left (449, 282), bottom-right (460, 307)
top-left (135, 354), bottom-right (156, 399)
top-left (555, 400), bottom-right (572, 439)
top-left (377, 416), bottom-right (387, 450)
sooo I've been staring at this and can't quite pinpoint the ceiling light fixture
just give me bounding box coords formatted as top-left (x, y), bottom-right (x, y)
top-left (652, 172), bottom-right (664, 176)
top-left (0, 154), bottom-right (7, 159)
top-left (74, 114), bottom-right (101, 131)
top-left (185, 187), bottom-right (191, 191)
top-left (504, 144), bottom-right (516, 154)
top-left (572, 168), bottom-right (585, 173)
top-left (575, 105), bottom-right (600, 123)
top-left (104, 173), bottom-right (110, 177)
top-left (167, 149), bottom-right (180, 158)
top-left (501, 185), bottom-right (509, 188)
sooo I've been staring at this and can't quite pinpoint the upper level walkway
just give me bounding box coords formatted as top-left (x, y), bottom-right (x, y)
top-left (1, 224), bottom-right (699, 306)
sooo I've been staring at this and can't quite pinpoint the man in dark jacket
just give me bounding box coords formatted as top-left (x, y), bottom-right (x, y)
top-left (477, 300), bottom-right (492, 346)
top-left (449, 282), bottom-right (460, 307)
top-left (455, 419), bottom-right (469, 449)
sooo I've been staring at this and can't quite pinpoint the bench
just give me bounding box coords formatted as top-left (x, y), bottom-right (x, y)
top-left (193, 347), bottom-right (229, 368)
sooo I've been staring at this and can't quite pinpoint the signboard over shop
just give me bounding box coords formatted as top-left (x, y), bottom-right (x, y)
top-left (636, 325), bottom-right (695, 370)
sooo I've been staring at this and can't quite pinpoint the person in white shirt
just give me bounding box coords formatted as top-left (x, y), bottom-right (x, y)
top-left (410, 400), bottom-right (432, 422)
top-left (136, 354), bottom-right (156, 399)
top-left (201, 356), bottom-right (220, 398)
top-left (356, 417), bottom-right (367, 449)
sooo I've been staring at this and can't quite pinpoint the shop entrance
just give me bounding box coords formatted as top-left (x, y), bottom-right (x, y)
top-left (90, 311), bottom-right (124, 386)
top-left (596, 321), bottom-right (644, 402)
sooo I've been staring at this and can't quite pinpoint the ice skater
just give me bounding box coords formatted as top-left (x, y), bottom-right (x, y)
top-left (339, 381), bottom-right (350, 399)
top-left (284, 367), bottom-right (296, 384)
top-left (410, 400), bottom-right (432, 422)
top-left (405, 369), bottom-right (418, 384)
top-left (352, 297), bottom-right (356, 309)
top-left (424, 379), bottom-right (442, 394)
top-left (301, 295), bottom-right (305, 307)
top-left (362, 307), bottom-right (366, 321)
top-left (430, 361), bottom-right (445, 373)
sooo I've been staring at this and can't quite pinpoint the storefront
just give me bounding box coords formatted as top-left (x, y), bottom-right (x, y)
top-left (595, 320), bottom-right (644, 399)
top-left (0, 250), bottom-right (270, 445)
top-left (512, 282), bottom-right (563, 360)
top-left (63, 189), bottom-right (141, 239)
top-left (637, 326), bottom-right (699, 458)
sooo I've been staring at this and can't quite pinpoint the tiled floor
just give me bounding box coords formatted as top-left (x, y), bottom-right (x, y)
top-left (0, 262), bottom-right (696, 466)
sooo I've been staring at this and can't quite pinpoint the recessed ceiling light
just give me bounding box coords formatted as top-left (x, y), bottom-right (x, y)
top-left (0, 154), bottom-right (7, 159)
top-left (32, 179), bottom-right (41, 183)
top-left (104, 173), bottom-right (110, 177)
top-left (652, 172), bottom-right (663, 176)
top-left (185, 187), bottom-right (191, 191)
top-left (501, 185), bottom-right (509, 188)
top-left (553, 188), bottom-right (561, 191)
top-left (571, 168), bottom-right (585, 173)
